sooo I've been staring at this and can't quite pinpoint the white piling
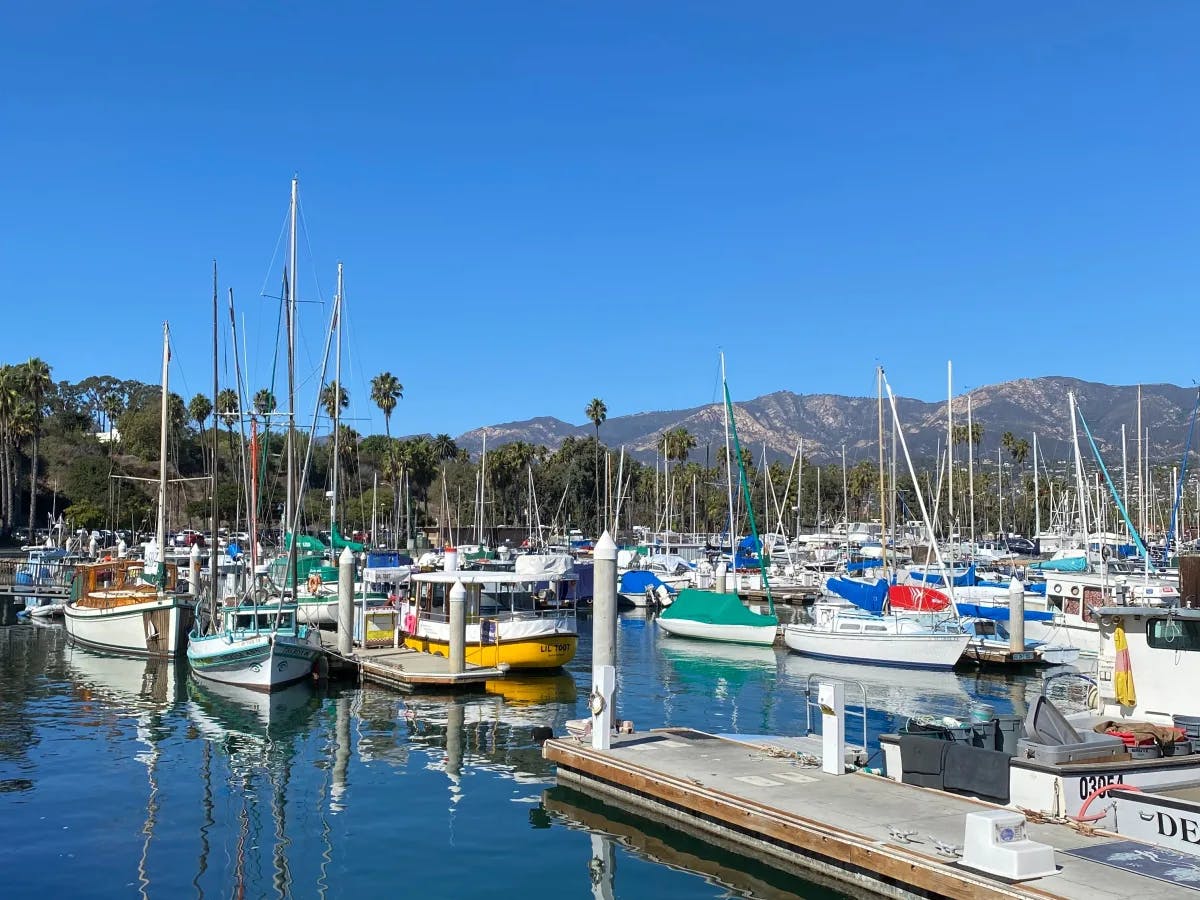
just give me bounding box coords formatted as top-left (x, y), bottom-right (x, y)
top-left (593, 531), bottom-right (618, 726)
top-left (449, 578), bottom-right (466, 674)
top-left (337, 546), bottom-right (355, 655)
top-left (714, 561), bottom-right (728, 594)
top-left (190, 542), bottom-right (202, 597)
top-left (591, 664), bottom-right (616, 751)
top-left (443, 545), bottom-right (459, 572)
top-left (1007, 578), bottom-right (1025, 654)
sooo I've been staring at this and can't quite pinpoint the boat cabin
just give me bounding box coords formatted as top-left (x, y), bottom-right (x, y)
top-left (410, 571), bottom-right (571, 622)
top-left (71, 558), bottom-right (179, 608)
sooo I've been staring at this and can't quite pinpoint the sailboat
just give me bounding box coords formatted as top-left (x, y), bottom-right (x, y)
top-left (63, 323), bottom-right (196, 656)
top-left (782, 368), bottom-right (971, 669)
top-left (656, 355), bottom-right (779, 646)
top-left (187, 182), bottom-right (322, 692)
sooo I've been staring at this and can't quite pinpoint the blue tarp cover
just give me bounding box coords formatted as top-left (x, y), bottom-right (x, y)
top-left (955, 602), bottom-right (1055, 623)
top-left (619, 570), bottom-right (673, 594)
top-left (909, 564), bottom-right (976, 587)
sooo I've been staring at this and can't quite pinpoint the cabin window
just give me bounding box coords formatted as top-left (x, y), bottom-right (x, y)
top-left (865, 624), bottom-right (887, 632)
top-left (838, 624), bottom-right (860, 632)
top-left (1147, 618), bottom-right (1200, 651)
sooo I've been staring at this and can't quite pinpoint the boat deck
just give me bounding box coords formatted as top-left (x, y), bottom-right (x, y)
top-left (544, 727), bottom-right (1200, 899)
top-left (319, 631), bottom-right (504, 692)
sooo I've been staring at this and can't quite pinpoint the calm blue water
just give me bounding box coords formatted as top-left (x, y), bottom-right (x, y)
top-left (0, 614), bottom-right (1045, 899)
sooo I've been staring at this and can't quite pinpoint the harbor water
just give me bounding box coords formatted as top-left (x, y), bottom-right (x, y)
top-left (0, 613), bottom-right (1055, 898)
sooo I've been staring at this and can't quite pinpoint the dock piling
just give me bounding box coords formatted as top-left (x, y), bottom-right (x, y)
top-left (714, 561), bottom-right (728, 594)
top-left (449, 578), bottom-right (466, 674)
top-left (818, 681), bottom-right (846, 775)
top-left (593, 531), bottom-right (618, 726)
top-left (1008, 578), bottom-right (1025, 653)
top-left (337, 546), bottom-right (354, 655)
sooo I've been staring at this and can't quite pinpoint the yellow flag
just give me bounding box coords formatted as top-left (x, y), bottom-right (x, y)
top-left (1114, 623), bottom-right (1136, 707)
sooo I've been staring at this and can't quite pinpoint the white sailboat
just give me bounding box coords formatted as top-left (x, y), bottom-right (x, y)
top-left (63, 323), bottom-right (196, 656)
top-left (187, 181), bottom-right (322, 692)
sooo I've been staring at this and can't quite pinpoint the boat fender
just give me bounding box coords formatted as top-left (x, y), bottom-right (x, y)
top-left (588, 689), bottom-right (606, 717)
top-left (307, 573), bottom-right (322, 594)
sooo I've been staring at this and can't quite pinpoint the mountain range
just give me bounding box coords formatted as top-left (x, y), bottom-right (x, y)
top-left (450, 377), bottom-right (1200, 467)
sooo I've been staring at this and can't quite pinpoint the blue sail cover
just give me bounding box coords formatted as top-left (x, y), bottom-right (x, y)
top-left (825, 576), bottom-right (888, 615)
top-left (909, 564), bottom-right (976, 587)
top-left (619, 570), bottom-right (674, 594)
top-left (845, 560), bottom-right (882, 572)
top-left (1028, 556), bottom-right (1087, 572)
top-left (955, 602), bottom-right (1055, 623)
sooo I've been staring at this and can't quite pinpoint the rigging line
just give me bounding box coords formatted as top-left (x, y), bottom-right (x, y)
top-left (1166, 388), bottom-right (1200, 550)
top-left (1076, 404), bottom-right (1153, 567)
top-left (258, 207), bottom-right (292, 300)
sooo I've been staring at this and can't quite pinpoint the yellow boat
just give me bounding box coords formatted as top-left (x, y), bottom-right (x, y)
top-left (401, 570), bottom-right (578, 670)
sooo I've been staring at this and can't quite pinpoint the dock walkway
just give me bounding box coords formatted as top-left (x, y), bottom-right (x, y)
top-left (319, 632), bottom-right (504, 691)
top-left (545, 728), bottom-right (1198, 899)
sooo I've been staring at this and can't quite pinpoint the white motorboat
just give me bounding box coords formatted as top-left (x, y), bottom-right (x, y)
top-left (187, 599), bottom-right (322, 692)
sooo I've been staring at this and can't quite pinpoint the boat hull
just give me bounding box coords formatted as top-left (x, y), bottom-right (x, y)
top-left (64, 597), bottom-right (194, 656)
top-left (656, 616), bottom-right (777, 646)
top-left (402, 632), bottom-right (577, 669)
top-left (188, 632), bottom-right (321, 692)
top-left (782, 625), bottom-right (969, 670)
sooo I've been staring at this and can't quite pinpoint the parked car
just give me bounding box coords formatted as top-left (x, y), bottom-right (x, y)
top-left (1004, 536), bottom-right (1037, 556)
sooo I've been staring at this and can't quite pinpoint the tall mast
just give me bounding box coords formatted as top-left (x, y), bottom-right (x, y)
top-left (330, 262), bottom-right (343, 537)
top-left (1137, 385), bottom-right (1144, 535)
top-left (720, 352), bottom-right (735, 564)
top-left (967, 393), bottom-right (975, 553)
top-left (876, 367), bottom-right (887, 572)
top-left (1032, 431), bottom-right (1039, 540)
top-left (947, 361), bottom-right (954, 529)
top-left (286, 176), bottom-right (298, 538)
top-left (210, 261), bottom-right (220, 605)
top-left (156, 321), bottom-right (170, 586)
top-left (1121, 424), bottom-right (1129, 540)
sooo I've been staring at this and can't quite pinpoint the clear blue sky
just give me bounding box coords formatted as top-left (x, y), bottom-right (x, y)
top-left (3, 3), bottom-right (1198, 438)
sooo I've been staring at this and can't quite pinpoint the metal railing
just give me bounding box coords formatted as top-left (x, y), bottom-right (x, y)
top-left (803, 672), bottom-right (869, 752)
top-left (0, 558), bottom-right (77, 594)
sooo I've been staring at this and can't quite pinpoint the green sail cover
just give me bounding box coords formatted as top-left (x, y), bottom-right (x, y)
top-left (330, 523), bottom-right (364, 553)
top-left (659, 589), bottom-right (779, 627)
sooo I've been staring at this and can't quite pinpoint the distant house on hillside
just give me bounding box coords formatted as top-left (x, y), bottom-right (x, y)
top-left (94, 428), bottom-right (121, 444)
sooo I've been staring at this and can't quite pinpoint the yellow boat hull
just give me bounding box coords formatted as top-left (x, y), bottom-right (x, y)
top-left (402, 633), bottom-right (577, 669)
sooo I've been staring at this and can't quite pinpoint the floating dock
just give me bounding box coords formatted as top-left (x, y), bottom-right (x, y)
top-left (319, 632), bottom-right (504, 691)
top-left (544, 728), bottom-right (1200, 899)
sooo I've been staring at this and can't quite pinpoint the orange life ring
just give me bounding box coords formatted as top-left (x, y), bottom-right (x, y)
top-left (306, 573), bottom-right (322, 594)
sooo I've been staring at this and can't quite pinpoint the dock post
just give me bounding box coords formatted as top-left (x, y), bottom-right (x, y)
top-left (591, 664), bottom-right (616, 750)
top-left (1007, 578), bottom-right (1025, 653)
top-left (593, 531), bottom-right (618, 725)
top-left (190, 543), bottom-right (202, 598)
top-left (449, 578), bottom-right (466, 674)
top-left (818, 681), bottom-right (846, 775)
top-left (714, 561), bottom-right (728, 594)
top-left (337, 546), bottom-right (355, 655)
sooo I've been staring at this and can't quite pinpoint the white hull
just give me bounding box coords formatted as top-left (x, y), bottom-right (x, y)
top-left (295, 597), bottom-right (339, 625)
top-left (27, 602), bottom-right (64, 619)
top-left (656, 616), bottom-right (778, 646)
top-left (64, 596), bottom-right (193, 656)
top-left (188, 631), bottom-right (322, 692)
top-left (783, 624), bottom-right (969, 669)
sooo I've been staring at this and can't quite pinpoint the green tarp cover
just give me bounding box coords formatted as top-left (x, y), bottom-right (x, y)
top-left (659, 589), bottom-right (778, 627)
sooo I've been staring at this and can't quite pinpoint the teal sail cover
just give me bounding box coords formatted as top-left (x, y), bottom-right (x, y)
top-left (660, 589), bottom-right (779, 627)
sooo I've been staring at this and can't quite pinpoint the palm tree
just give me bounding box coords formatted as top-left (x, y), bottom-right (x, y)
top-left (585, 398), bottom-right (607, 535)
top-left (216, 387), bottom-right (239, 467)
top-left (319, 380), bottom-right (349, 425)
top-left (370, 372), bottom-right (403, 439)
top-left (432, 433), bottom-right (458, 461)
top-left (0, 366), bottom-right (17, 528)
top-left (188, 394), bottom-right (213, 474)
top-left (22, 358), bottom-right (52, 533)
top-left (253, 388), bottom-right (277, 421)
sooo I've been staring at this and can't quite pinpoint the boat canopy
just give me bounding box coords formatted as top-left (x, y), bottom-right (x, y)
top-left (954, 602), bottom-right (1055, 623)
top-left (1028, 556), bottom-right (1088, 572)
top-left (908, 564), bottom-right (976, 587)
top-left (514, 553), bottom-right (574, 578)
top-left (659, 589), bottom-right (778, 626)
top-left (825, 576), bottom-right (888, 615)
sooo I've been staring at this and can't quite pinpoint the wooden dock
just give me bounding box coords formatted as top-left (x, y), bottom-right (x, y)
top-left (319, 632), bottom-right (504, 692)
top-left (739, 586), bottom-right (822, 607)
top-left (544, 728), bottom-right (1200, 899)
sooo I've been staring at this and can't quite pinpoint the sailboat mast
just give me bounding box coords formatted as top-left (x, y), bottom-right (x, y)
top-left (330, 263), bottom-right (343, 537)
top-left (967, 394), bottom-right (975, 555)
top-left (286, 177), bottom-right (298, 539)
top-left (947, 361), bottom-right (954, 527)
top-left (1137, 385), bottom-right (1144, 535)
top-left (210, 261), bottom-right (220, 606)
top-left (720, 353), bottom-right (735, 565)
top-left (876, 367), bottom-right (887, 572)
top-left (1032, 431), bottom-right (1039, 540)
top-left (156, 321), bottom-right (170, 586)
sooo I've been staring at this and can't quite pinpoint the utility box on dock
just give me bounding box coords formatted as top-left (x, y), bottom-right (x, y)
top-left (354, 606), bottom-right (398, 648)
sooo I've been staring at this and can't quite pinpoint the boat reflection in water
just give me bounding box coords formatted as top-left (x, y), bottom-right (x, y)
top-left (542, 784), bottom-right (841, 900)
top-left (658, 637), bottom-right (780, 734)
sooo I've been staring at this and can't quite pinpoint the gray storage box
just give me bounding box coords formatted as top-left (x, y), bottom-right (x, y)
top-left (1017, 694), bottom-right (1129, 765)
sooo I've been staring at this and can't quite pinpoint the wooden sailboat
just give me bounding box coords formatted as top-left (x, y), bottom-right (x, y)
top-left (63, 323), bottom-right (196, 656)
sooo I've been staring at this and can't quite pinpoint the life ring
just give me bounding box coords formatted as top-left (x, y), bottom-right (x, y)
top-left (588, 690), bottom-right (607, 717)
top-left (306, 573), bottom-right (322, 594)
top-left (1070, 585), bottom-right (1080, 596)
top-left (1052, 584), bottom-right (1062, 595)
